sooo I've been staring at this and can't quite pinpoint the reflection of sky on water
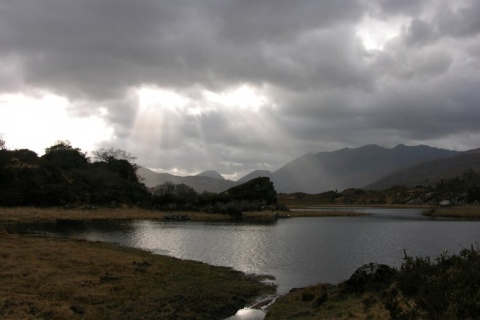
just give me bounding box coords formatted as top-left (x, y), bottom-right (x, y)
top-left (127, 221), bottom-right (275, 275)
top-left (225, 308), bottom-right (266, 320)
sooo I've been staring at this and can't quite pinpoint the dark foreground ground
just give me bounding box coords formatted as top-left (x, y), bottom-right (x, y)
top-left (0, 231), bottom-right (274, 320)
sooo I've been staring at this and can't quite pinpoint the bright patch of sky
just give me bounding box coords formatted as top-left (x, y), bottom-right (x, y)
top-left (0, 92), bottom-right (113, 155)
top-left (356, 14), bottom-right (406, 51)
top-left (203, 85), bottom-right (269, 111)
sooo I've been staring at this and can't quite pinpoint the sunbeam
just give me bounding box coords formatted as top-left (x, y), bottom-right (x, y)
top-left (127, 83), bottom-right (294, 178)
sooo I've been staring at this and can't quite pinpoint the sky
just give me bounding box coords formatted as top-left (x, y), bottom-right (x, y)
top-left (1, 0), bottom-right (479, 180)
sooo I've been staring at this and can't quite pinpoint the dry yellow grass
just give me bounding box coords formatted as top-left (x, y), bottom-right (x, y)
top-left (0, 206), bottom-right (365, 224)
top-left (424, 205), bottom-right (480, 218)
top-left (241, 210), bottom-right (364, 221)
top-left (0, 207), bottom-right (234, 223)
top-left (287, 209), bottom-right (363, 217)
top-left (0, 233), bottom-right (274, 320)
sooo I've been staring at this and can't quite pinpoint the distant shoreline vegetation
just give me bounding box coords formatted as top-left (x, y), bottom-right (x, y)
top-left (0, 141), bottom-right (285, 217)
top-left (1, 141), bottom-right (479, 217)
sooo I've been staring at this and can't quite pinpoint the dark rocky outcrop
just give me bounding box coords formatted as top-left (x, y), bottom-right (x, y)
top-left (346, 263), bottom-right (395, 292)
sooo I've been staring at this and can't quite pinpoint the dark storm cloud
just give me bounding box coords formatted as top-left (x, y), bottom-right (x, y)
top-left (1, 0), bottom-right (480, 177)
top-left (0, 0), bottom-right (368, 99)
top-left (376, 0), bottom-right (425, 16)
top-left (435, 1), bottom-right (480, 38)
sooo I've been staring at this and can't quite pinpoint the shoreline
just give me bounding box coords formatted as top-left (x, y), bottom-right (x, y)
top-left (2, 204), bottom-right (478, 225)
top-left (422, 205), bottom-right (480, 218)
top-left (0, 206), bottom-right (366, 224)
top-left (286, 203), bottom-right (480, 219)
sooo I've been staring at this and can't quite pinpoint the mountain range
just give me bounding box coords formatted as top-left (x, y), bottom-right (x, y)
top-left (138, 144), bottom-right (480, 194)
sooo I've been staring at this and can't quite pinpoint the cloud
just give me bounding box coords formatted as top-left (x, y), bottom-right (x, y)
top-left (1, 0), bottom-right (479, 179)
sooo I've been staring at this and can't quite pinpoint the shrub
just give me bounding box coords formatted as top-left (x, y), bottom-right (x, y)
top-left (384, 247), bottom-right (480, 319)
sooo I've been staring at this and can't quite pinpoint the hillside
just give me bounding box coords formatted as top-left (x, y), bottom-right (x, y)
top-left (138, 144), bottom-right (463, 194)
top-left (365, 150), bottom-right (480, 190)
top-left (269, 144), bottom-right (458, 193)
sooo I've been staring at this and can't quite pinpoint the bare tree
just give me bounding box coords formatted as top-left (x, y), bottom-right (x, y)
top-left (92, 148), bottom-right (136, 164)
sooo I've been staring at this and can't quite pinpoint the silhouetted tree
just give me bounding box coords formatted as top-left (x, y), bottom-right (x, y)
top-left (42, 140), bottom-right (89, 170)
top-left (93, 148), bottom-right (136, 164)
top-left (0, 133), bottom-right (6, 150)
top-left (0, 141), bottom-right (151, 207)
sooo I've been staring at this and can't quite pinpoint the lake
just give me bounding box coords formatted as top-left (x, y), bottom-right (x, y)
top-left (14, 207), bottom-right (480, 295)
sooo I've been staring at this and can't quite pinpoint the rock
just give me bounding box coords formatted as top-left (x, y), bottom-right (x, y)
top-left (100, 273), bottom-right (120, 282)
top-left (439, 200), bottom-right (451, 206)
top-left (346, 263), bottom-right (394, 292)
top-left (70, 304), bottom-right (85, 315)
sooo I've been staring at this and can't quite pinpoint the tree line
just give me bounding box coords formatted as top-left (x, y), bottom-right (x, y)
top-left (0, 140), bottom-right (279, 213)
top-left (151, 177), bottom-right (280, 215)
top-left (0, 141), bottom-right (149, 207)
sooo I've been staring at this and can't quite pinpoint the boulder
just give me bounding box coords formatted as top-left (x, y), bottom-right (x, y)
top-left (345, 263), bottom-right (394, 292)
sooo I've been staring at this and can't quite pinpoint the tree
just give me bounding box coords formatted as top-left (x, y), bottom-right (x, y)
top-left (42, 141), bottom-right (89, 170)
top-left (153, 181), bottom-right (176, 196)
top-left (93, 148), bottom-right (137, 164)
top-left (0, 133), bottom-right (6, 150)
top-left (93, 148), bottom-right (142, 184)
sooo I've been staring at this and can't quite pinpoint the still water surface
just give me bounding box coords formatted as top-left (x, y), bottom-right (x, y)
top-left (19, 207), bottom-right (480, 295)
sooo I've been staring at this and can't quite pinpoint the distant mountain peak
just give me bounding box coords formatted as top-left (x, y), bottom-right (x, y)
top-left (196, 170), bottom-right (225, 180)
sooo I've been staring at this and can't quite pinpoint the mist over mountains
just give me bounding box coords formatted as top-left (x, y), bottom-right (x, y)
top-left (366, 148), bottom-right (480, 190)
top-left (137, 144), bottom-right (478, 194)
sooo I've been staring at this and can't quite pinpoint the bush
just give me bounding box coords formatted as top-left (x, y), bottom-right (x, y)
top-left (384, 247), bottom-right (480, 319)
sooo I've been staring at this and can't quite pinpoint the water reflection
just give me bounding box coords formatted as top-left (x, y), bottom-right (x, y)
top-left (225, 308), bottom-right (266, 320)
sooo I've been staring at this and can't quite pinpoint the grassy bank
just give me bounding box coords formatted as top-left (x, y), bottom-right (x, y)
top-left (286, 209), bottom-right (363, 217)
top-left (266, 283), bottom-right (389, 320)
top-left (423, 205), bottom-right (480, 218)
top-left (0, 232), bottom-right (275, 320)
top-left (0, 206), bottom-right (364, 224)
top-left (0, 207), bottom-right (232, 223)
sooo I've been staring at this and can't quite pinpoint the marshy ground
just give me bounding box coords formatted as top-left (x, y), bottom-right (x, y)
top-left (0, 231), bottom-right (275, 320)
